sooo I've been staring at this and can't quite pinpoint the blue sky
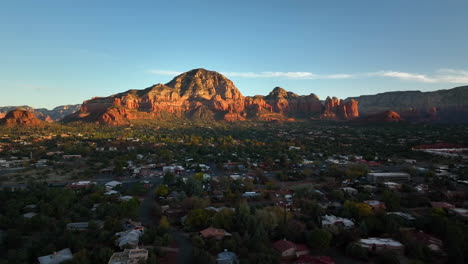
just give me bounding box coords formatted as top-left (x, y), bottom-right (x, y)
top-left (1, 0), bottom-right (467, 109)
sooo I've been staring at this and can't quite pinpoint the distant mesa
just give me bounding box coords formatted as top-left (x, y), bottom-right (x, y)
top-left (0, 104), bottom-right (80, 122)
top-left (0, 108), bottom-right (45, 127)
top-left (356, 110), bottom-right (403, 123)
top-left (348, 85), bottom-right (468, 123)
top-left (63, 68), bottom-right (359, 125)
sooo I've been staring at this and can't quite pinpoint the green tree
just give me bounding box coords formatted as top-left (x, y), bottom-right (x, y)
top-left (306, 229), bottom-right (332, 252)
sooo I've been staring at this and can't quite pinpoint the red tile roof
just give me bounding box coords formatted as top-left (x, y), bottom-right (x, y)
top-left (199, 227), bottom-right (231, 238)
top-left (273, 239), bottom-right (297, 252)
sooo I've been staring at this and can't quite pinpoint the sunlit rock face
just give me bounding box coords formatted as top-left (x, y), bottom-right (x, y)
top-left (65, 69), bottom-right (359, 125)
top-left (0, 108), bottom-right (45, 127)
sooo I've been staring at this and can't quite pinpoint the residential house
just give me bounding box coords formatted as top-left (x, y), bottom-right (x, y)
top-left (200, 227), bottom-right (232, 240)
top-left (38, 248), bottom-right (73, 264)
top-left (367, 172), bottom-right (410, 184)
top-left (321, 215), bottom-right (354, 232)
top-left (364, 200), bottom-right (386, 211)
top-left (108, 248), bottom-right (148, 264)
top-left (216, 249), bottom-right (239, 264)
top-left (356, 238), bottom-right (404, 253)
top-left (273, 239), bottom-right (309, 258)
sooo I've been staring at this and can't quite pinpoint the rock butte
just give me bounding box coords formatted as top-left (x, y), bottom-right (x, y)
top-left (64, 69), bottom-right (359, 125)
top-left (0, 108), bottom-right (45, 127)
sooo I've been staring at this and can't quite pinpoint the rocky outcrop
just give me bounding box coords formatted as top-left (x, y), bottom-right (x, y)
top-left (0, 108), bottom-right (45, 127)
top-left (322, 97), bottom-right (359, 119)
top-left (64, 69), bottom-right (359, 125)
top-left (348, 86), bottom-right (468, 122)
top-left (356, 110), bottom-right (403, 123)
top-left (0, 104), bottom-right (80, 122)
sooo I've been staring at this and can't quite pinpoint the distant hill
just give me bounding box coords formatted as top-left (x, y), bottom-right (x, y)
top-left (348, 86), bottom-right (468, 123)
top-left (64, 68), bottom-right (358, 125)
top-left (0, 104), bottom-right (80, 122)
top-left (0, 108), bottom-right (45, 127)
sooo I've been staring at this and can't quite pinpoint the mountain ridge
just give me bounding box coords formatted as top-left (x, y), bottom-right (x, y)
top-left (64, 69), bottom-right (358, 125)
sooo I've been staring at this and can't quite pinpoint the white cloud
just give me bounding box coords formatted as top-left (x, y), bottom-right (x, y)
top-left (372, 71), bottom-right (434, 82)
top-left (148, 68), bottom-right (468, 83)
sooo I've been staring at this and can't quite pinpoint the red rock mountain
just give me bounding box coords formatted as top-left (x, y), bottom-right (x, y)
top-left (64, 69), bottom-right (359, 125)
top-left (0, 108), bottom-right (45, 127)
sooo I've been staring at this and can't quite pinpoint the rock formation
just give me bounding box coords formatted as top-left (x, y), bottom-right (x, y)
top-left (64, 69), bottom-right (359, 125)
top-left (322, 97), bottom-right (359, 119)
top-left (348, 86), bottom-right (468, 122)
top-left (356, 110), bottom-right (403, 123)
top-left (0, 108), bottom-right (45, 127)
top-left (0, 104), bottom-right (80, 122)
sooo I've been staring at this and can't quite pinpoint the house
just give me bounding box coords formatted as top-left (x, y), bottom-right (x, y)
top-left (383, 182), bottom-right (402, 190)
top-left (38, 248), bottom-right (73, 264)
top-left (356, 238), bottom-right (404, 253)
top-left (367, 172), bottom-right (410, 184)
top-left (242, 192), bottom-right (260, 198)
top-left (273, 239), bottom-right (297, 257)
top-left (108, 248), bottom-right (148, 264)
top-left (115, 229), bottom-right (144, 249)
top-left (120, 196), bottom-right (134, 202)
top-left (105, 190), bottom-right (120, 196)
top-left (68, 181), bottom-right (95, 189)
top-left (23, 212), bottom-right (37, 218)
top-left (200, 227), bottom-right (232, 240)
top-left (321, 215), bottom-right (354, 231)
top-left (430, 201), bottom-right (455, 210)
top-left (105, 181), bottom-right (122, 190)
top-left (216, 249), bottom-right (239, 264)
top-left (340, 187), bottom-right (358, 195)
top-left (273, 239), bottom-right (309, 258)
top-left (364, 200), bottom-right (386, 211)
top-left (450, 208), bottom-right (468, 220)
top-left (386, 212), bottom-right (416, 221)
top-left (294, 255), bottom-right (335, 264)
top-left (66, 221), bottom-right (103, 231)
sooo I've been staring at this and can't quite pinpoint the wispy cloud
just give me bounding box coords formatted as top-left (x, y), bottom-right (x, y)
top-left (148, 68), bottom-right (468, 83)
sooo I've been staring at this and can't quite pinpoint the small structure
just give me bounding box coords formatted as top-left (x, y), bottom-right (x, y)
top-left (120, 195), bottom-right (134, 202)
top-left (386, 212), bottom-right (416, 221)
top-left (108, 248), bottom-right (148, 264)
top-left (66, 221), bottom-right (103, 231)
top-left (274, 239), bottom-right (297, 257)
top-left (200, 227), bottom-right (232, 240)
top-left (216, 249), bottom-right (239, 264)
top-left (356, 238), bottom-right (404, 253)
top-left (364, 200), bottom-right (386, 211)
top-left (68, 181), bottom-right (95, 189)
top-left (115, 229), bottom-right (144, 249)
top-left (23, 212), bottom-right (37, 218)
top-left (383, 182), bottom-right (402, 190)
top-left (321, 215), bottom-right (354, 230)
top-left (340, 187), bottom-right (358, 195)
top-left (242, 192), bottom-right (260, 198)
top-left (367, 172), bottom-right (410, 184)
top-left (105, 181), bottom-right (122, 190)
top-left (430, 202), bottom-right (455, 210)
top-left (450, 208), bottom-right (468, 220)
top-left (38, 248), bottom-right (73, 264)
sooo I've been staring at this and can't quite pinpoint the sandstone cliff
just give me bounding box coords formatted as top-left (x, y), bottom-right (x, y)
top-left (64, 69), bottom-right (359, 125)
